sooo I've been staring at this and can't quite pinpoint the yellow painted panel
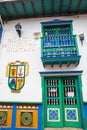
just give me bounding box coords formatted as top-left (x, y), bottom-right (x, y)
top-left (16, 78), bottom-right (24, 90)
top-left (0, 109), bottom-right (12, 127)
top-left (10, 66), bottom-right (17, 77)
top-left (16, 109), bottom-right (38, 128)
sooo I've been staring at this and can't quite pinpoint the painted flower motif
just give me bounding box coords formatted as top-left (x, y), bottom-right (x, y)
top-left (49, 110), bottom-right (58, 120)
top-left (67, 109), bottom-right (76, 120)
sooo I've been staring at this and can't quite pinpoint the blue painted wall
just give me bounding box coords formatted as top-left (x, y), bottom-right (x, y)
top-left (84, 104), bottom-right (87, 120)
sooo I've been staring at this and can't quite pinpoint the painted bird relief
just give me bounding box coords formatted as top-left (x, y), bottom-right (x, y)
top-left (6, 61), bottom-right (29, 93)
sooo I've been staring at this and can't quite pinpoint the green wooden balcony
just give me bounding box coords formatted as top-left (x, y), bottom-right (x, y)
top-left (41, 35), bottom-right (81, 67)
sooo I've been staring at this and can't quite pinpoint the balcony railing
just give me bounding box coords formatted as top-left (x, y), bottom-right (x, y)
top-left (41, 35), bottom-right (81, 67)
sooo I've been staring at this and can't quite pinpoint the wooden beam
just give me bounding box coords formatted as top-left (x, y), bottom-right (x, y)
top-left (41, 0), bottom-right (45, 15)
top-left (11, 3), bottom-right (19, 18)
top-left (0, 0), bottom-right (32, 4)
top-left (2, 3), bottom-right (12, 18)
top-left (59, 0), bottom-right (63, 14)
top-left (67, 0), bottom-right (73, 14)
top-left (30, 0), bottom-right (36, 17)
top-left (21, 1), bottom-right (28, 17)
top-left (52, 0), bottom-right (54, 15)
top-left (76, 0), bottom-right (82, 13)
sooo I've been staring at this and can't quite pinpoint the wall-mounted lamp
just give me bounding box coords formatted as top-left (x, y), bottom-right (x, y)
top-left (15, 23), bottom-right (22, 37)
top-left (79, 33), bottom-right (84, 46)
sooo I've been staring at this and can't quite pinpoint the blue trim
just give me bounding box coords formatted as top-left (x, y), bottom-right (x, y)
top-left (84, 104), bottom-right (87, 120)
top-left (41, 55), bottom-right (81, 67)
top-left (41, 55), bottom-right (81, 60)
top-left (39, 70), bottom-right (83, 75)
top-left (41, 19), bottom-right (73, 24)
top-left (38, 105), bottom-right (42, 130)
top-left (12, 104), bottom-right (17, 129)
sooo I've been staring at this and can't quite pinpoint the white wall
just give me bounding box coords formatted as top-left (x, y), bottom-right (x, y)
top-left (0, 14), bottom-right (87, 102)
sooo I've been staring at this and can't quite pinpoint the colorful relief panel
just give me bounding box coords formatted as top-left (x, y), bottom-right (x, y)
top-left (65, 108), bottom-right (79, 122)
top-left (47, 108), bottom-right (60, 122)
top-left (16, 104), bottom-right (38, 128)
top-left (6, 61), bottom-right (29, 93)
top-left (0, 104), bottom-right (42, 130)
top-left (0, 104), bottom-right (12, 128)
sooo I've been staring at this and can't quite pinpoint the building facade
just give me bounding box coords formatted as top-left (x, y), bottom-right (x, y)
top-left (0, 14), bottom-right (87, 130)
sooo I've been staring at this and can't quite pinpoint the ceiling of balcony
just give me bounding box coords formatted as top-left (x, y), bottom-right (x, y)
top-left (0, 0), bottom-right (87, 21)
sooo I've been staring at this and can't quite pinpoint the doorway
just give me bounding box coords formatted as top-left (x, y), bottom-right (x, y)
top-left (43, 76), bottom-right (82, 128)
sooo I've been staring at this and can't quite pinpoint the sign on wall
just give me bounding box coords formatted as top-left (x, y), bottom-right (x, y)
top-left (6, 61), bottom-right (29, 93)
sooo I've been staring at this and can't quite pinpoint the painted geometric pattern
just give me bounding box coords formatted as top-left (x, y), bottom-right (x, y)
top-left (65, 108), bottom-right (79, 122)
top-left (20, 112), bottom-right (33, 126)
top-left (0, 109), bottom-right (12, 127)
top-left (47, 108), bottom-right (60, 122)
top-left (0, 111), bottom-right (7, 125)
top-left (16, 110), bottom-right (38, 128)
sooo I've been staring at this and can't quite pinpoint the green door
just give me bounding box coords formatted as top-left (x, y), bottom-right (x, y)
top-left (44, 77), bottom-right (82, 128)
top-left (62, 77), bottom-right (82, 128)
top-left (44, 77), bottom-right (63, 128)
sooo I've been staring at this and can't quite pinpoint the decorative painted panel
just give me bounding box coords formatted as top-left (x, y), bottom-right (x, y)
top-left (47, 108), bottom-right (60, 122)
top-left (0, 104), bottom-right (42, 130)
top-left (6, 61), bottom-right (29, 93)
top-left (20, 112), bottom-right (33, 126)
top-left (0, 109), bottom-right (12, 127)
top-left (16, 105), bottom-right (38, 128)
top-left (65, 108), bottom-right (79, 122)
